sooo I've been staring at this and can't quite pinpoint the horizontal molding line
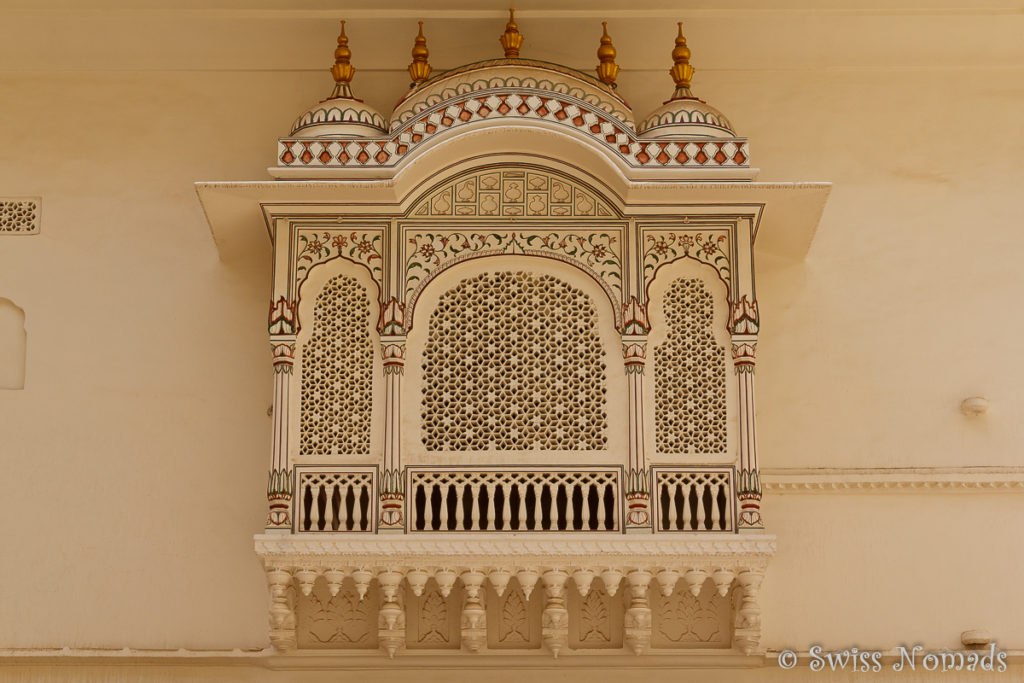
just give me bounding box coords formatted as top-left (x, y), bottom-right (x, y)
top-left (762, 467), bottom-right (1024, 492)
top-left (5, 9), bottom-right (1024, 19)
top-left (2, 648), bottom-right (1023, 669)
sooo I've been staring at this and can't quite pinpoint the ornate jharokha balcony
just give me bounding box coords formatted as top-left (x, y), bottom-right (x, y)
top-left (195, 10), bottom-right (831, 667)
top-left (256, 465), bottom-right (772, 658)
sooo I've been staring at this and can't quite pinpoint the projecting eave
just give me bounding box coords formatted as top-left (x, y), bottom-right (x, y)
top-left (196, 178), bottom-right (830, 267)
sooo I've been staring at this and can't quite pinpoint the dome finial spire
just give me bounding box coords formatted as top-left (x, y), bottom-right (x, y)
top-left (500, 8), bottom-right (524, 58)
top-left (595, 22), bottom-right (620, 88)
top-left (330, 20), bottom-right (356, 99)
top-left (669, 22), bottom-right (695, 99)
top-left (408, 21), bottom-right (432, 87)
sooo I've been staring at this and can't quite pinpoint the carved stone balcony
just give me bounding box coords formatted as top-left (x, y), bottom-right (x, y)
top-left (255, 533), bottom-right (774, 658)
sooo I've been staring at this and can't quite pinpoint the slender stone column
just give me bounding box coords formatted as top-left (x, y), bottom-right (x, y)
top-left (621, 297), bottom-right (651, 530)
top-left (377, 569), bottom-right (406, 657)
top-left (267, 339), bottom-right (295, 531)
top-left (731, 296), bottom-right (763, 530)
top-left (379, 298), bottom-right (407, 530)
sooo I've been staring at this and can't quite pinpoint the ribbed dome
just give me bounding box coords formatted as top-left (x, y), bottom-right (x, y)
top-left (637, 89), bottom-right (735, 138)
top-left (290, 96), bottom-right (387, 138)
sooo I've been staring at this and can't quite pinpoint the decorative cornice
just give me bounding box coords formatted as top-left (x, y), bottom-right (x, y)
top-left (763, 467), bottom-right (1024, 492)
top-left (253, 532), bottom-right (776, 560)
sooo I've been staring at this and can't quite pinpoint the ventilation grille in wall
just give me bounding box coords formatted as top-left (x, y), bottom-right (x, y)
top-left (0, 198), bottom-right (40, 234)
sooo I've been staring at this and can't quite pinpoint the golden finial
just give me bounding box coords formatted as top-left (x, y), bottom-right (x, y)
top-left (330, 20), bottom-right (356, 98)
top-left (669, 22), bottom-right (695, 98)
top-left (595, 22), bottom-right (619, 88)
top-left (408, 21), bottom-right (432, 86)
top-left (499, 8), bottom-right (524, 58)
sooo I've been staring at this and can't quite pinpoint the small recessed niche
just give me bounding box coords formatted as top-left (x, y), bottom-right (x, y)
top-left (0, 298), bottom-right (26, 390)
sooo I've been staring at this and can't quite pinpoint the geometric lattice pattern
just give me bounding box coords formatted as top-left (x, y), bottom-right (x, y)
top-left (300, 275), bottom-right (373, 456)
top-left (655, 278), bottom-right (726, 454)
top-left (421, 271), bottom-right (607, 451)
top-left (0, 199), bottom-right (39, 233)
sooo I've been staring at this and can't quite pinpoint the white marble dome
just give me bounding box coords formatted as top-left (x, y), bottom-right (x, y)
top-left (290, 96), bottom-right (388, 138)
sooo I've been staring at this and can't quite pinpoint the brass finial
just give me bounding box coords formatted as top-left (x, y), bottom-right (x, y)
top-left (408, 21), bottom-right (432, 86)
top-left (500, 8), bottom-right (524, 58)
top-left (669, 22), bottom-right (695, 98)
top-left (330, 20), bottom-right (356, 98)
top-left (595, 22), bottom-right (619, 88)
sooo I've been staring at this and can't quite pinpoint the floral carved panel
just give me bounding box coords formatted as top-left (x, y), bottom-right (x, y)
top-left (295, 578), bottom-right (380, 649)
top-left (405, 581), bottom-right (462, 649)
top-left (641, 228), bottom-right (733, 305)
top-left (650, 580), bottom-right (732, 649)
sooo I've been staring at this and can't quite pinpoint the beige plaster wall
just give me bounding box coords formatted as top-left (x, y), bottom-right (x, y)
top-left (0, 3), bottom-right (1022, 674)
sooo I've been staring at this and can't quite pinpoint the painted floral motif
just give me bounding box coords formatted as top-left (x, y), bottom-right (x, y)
top-left (405, 230), bottom-right (623, 318)
top-left (294, 229), bottom-right (384, 288)
top-left (642, 231), bottom-right (731, 295)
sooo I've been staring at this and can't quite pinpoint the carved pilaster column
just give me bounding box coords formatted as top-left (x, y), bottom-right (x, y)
top-left (268, 297), bottom-right (298, 531)
top-left (541, 569), bottom-right (569, 657)
top-left (379, 297), bottom-right (407, 530)
top-left (460, 570), bottom-right (487, 653)
top-left (623, 569), bottom-right (652, 655)
top-left (731, 296), bottom-right (763, 530)
top-left (733, 568), bottom-right (765, 655)
top-left (622, 297), bottom-right (651, 530)
top-left (378, 569), bottom-right (406, 658)
top-left (266, 567), bottom-right (296, 652)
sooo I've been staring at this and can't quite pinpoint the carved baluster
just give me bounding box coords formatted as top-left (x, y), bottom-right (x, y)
top-left (378, 569), bottom-right (406, 658)
top-left (624, 570), bottom-right (652, 655)
top-left (486, 482), bottom-right (496, 530)
top-left (734, 569), bottom-right (765, 654)
top-left (710, 481), bottom-right (722, 530)
top-left (680, 481), bottom-right (692, 530)
top-left (580, 483), bottom-right (591, 530)
top-left (596, 484), bottom-right (607, 529)
top-left (541, 570), bottom-right (569, 657)
top-left (501, 482), bottom-right (512, 530)
top-left (338, 482), bottom-right (350, 531)
top-left (422, 483), bottom-right (433, 531)
top-left (666, 482), bottom-right (678, 530)
top-left (351, 484), bottom-right (363, 531)
top-left (460, 570), bottom-right (487, 653)
top-left (455, 484), bottom-right (466, 530)
top-left (696, 480), bottom-right (707, 530)
top-left (516, 481), bottom-right (527, 530)
top-left (533, 481), bottom-right (543, 530)
top-left (469, 483), bottom-right (481, 531)
top-left (309, 483), bottom-right (322, 531)
top-left (327, 483), bottom-right (339, 530)
top-left (564, 483), bottom-right (575, 530)
top-left (439, 484), bottom-right (450, 530)
top-left (266, 567), bottom-right (296, 652)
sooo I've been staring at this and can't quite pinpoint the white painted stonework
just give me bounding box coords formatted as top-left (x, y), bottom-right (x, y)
top-left (196, 46), bottom-right (828, 662)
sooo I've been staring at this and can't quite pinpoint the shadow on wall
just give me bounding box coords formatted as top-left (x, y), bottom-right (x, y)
top-left (0, 298), bottom-right (25, 389)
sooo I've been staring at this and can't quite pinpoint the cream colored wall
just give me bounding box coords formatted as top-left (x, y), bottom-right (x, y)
top-left (0, 2), bottom-right (1022, 675)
